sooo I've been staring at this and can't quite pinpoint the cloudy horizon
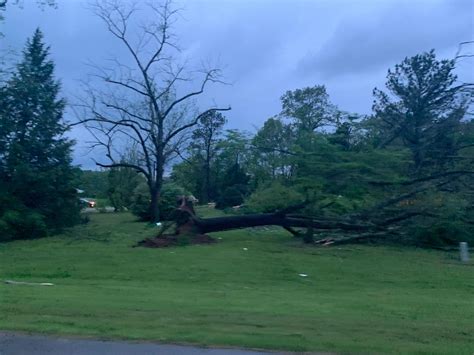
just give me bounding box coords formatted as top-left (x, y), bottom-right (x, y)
top-left (1, 0), bottom-right (473, 169)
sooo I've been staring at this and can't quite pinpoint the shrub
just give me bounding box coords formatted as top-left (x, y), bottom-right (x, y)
top-left (130, 182), bottom-right (188, 221)
top-left (414, 221), bottom-right (474, 247)
top-left (0, 209), bottom-right (48, 242)
top-left (130, 183), bottom-right (151, 221)
top-left (216, 186), bottom-right (245, 209)
top-left (161, 183), bottom-right (188, 219)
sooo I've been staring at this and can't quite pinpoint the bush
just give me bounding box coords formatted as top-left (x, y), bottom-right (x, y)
top-left (130, 182), bottom-right (188, 221)
top-left (0, 209), bottom-right (48, 242)
top-left (414, 221), bottom-right (474, 247)
top-left (159, 183), bottom-right (188, 220)
top-left (130, 183), bottom-right (151, 221)
top-left (409, 193), bottom-right (474, 247)
top-left (216, 186), bottom-right (246, 209)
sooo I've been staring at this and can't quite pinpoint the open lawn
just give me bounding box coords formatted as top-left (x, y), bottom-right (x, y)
top-left (0, 211), bottom-right (473, 354)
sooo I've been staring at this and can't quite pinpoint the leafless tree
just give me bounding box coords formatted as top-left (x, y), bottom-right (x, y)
top-left (72, 0), bottom-right (230, 221)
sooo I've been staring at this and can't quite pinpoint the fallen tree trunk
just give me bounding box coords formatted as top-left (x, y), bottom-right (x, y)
top-left (137, 196), bottom-right (431, 248)
top-left (191, 214), bottom-right (374, 234)
top-left (172, 197), bottom-right (377, 236)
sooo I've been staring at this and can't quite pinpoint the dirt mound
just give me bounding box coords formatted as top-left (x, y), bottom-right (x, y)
top-left (136, 234), bottom-right (216, 248)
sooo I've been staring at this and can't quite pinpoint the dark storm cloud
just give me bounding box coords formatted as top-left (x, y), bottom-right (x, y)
top-left (298, 0), bottom-right (474, 79)
top-left (1, 0), bottom-right (473, 168)
top-left (178, 0), bottom-right (329, 79)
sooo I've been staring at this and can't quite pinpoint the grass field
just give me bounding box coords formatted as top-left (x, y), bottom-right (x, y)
top-left (0, 210), bottom-right (473, 354)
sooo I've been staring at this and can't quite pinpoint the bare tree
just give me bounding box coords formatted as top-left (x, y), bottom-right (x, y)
top-left (72, 0), bottom-right (230, 222)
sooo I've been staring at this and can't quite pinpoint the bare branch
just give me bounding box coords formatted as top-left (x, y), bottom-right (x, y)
top-left (95, 161), bottom-right (150, 179)
top-left (75, 0), bottom-right (228, 221)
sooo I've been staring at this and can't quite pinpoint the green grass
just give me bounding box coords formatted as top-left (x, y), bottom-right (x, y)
top-left (0, 211), bottom-right (473, 354)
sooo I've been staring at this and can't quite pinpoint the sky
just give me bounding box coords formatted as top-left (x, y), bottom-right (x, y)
top-left (1, 0), bottom-right (473, 169)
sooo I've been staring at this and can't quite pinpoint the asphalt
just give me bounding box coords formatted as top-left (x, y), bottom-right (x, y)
top-left (0, 332), bottom-right (277, 355)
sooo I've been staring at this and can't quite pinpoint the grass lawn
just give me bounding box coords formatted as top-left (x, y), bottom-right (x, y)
top-left (0, 210), bottom-right (473, 353)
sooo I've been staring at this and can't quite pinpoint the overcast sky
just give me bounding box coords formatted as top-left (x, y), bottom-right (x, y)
top-left (1, 0), bottom-right (473, 169)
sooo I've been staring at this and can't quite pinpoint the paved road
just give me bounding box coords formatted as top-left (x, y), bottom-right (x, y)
top-left (0, 332), bottom-right (277, 355)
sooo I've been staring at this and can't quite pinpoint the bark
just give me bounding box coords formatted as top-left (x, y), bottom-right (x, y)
top-left (149, 173), bottom-right (164, 222)
top-left (149, 197), bottom-right (432, 248)
top-left (171, 198), bottom-right (382, 239)
top-left (184, 214), bottom-right (376, 235)
top-left (149, 188), bottom-right (160, 223)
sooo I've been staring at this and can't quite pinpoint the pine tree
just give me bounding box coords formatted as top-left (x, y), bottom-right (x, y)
top-left (373, 50), bottom-right (470, 175)
top-left (0, 28), bottom-right (79, 240)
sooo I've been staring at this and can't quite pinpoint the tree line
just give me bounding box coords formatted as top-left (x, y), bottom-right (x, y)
top-left (170, 51), bottom-right (474, 246)
top-left (1, 1), bottom-right (473, 247)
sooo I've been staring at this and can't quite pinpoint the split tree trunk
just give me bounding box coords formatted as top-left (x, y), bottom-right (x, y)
top-left (171, 197), bottom-right (385, 245)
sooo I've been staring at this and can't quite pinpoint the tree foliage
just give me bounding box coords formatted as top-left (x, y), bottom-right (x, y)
top-left (373, 50), bottom-right (471, 174)
top-left (280, 85), bottom-right (338, 132)
top-left (172, 49), bottom-right (473, 247)
top-left (188, 111), bottom-right (227, 203)
top-left (0, 29), bottom-right (79, 241)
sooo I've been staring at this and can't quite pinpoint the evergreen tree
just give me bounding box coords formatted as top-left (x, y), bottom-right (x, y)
top-left (0, 28), bottom-right (79, 240)
top-left (373, 50), bottom-right (470, 175)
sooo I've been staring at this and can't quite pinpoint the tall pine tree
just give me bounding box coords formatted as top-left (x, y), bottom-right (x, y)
top-left (0, 28), bottom-right (79, 240)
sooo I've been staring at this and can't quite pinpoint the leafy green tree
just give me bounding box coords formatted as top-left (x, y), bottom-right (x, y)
top-left (0, 29), bottom-right (79, 240)
top-left (216, 129), bottom-right (251, 167)
top-left (280, 85), bottom-right (338, 132)
top-left (170, 158), bottom-right (201, 199)
top-left (251, 117), bottom-right (293, 183)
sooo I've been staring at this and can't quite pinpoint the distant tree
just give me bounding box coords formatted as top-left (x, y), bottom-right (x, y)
top-left (170, 158), bottom-right (201, 199)
top-left (0, 29), bottom-right (79, 240)
top-left (215, 162), bottom-right (250, 209)
top-left (373, 50), bottom-right (472, 174)
top-left (215, 129), bottom-right (251, 167)
top-left (251, 117), bottom-right (293, 182)
top-left (328, 114), bottom-right (365, 151)
top-left (189, 111), bottom-right (227, 203)
top-left (172, 128), bottom-right (250, 205)
top-left (280, 85), bottom-right (338, 132)
top-left (107, 165), bottom-right (141, 211)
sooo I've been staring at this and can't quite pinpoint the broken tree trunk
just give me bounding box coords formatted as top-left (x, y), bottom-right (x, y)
top-left (182, 213), bottom-right (374, 234)
top-left (167, 197), bottom-right (390, 247)
top-left (137, 196), bottom-right (426, 248)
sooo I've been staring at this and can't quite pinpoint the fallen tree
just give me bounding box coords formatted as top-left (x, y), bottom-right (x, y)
top-left (137, 195), bottom-right (426, 248)
top-left (136, 168), bottom-right (474, 248)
